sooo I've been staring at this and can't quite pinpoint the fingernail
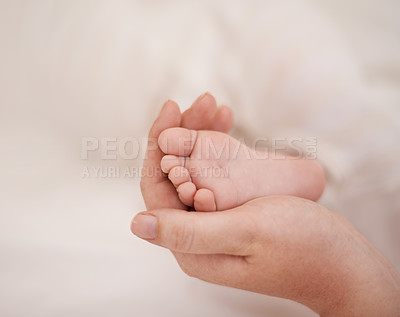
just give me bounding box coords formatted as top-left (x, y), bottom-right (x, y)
top-left (131, 214), bottom-right (157, 239)
top-left (197, 92), bottom-right (210, 101)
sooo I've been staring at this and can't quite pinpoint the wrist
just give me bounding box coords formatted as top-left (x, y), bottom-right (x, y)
top-left (318, 228), bottom-right (400, 316)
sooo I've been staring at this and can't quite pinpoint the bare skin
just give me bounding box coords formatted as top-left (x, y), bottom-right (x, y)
top-left (132, 197), bottom-right (400, 317)
top-left (140, 93), bottom-right (233, 212)
top-left (158, 127), bottom-right (325, 211)
top-left (135, 93), bottom-right (400, 316)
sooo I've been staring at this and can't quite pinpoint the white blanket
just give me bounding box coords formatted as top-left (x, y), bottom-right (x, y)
top-left (0, 1), bottom-right (399, 316)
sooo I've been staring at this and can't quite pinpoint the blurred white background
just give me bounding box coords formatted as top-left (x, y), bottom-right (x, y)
top-left (0, 0), bottom-right (399, 316)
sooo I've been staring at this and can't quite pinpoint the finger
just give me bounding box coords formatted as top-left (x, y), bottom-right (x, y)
top-left (182, 93), bottom-right (234, 132)
top-left (140, 100), bottom-right (186, 210)
top-left (181, 92), bottom-right (218, 130)
top-left (209, 105), bottom-right (234, 133)
top-left (173, 252), bottom-right (249, 286)
top-left (131, 206), bottom-right (258, 255)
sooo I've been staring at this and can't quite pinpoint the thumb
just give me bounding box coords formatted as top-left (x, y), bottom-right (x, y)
top-left (131, 207), bottom-right (257, 255)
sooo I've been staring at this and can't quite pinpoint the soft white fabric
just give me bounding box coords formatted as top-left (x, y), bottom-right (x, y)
top-left (0, 1), bottom-right (399, 316)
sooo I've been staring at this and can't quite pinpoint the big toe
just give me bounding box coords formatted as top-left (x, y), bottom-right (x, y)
top-left (158, 127), bottom-right (197, 156)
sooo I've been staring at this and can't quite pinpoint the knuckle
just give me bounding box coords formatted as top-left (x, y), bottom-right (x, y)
top-left (171, 220), bottom-right (195, 253)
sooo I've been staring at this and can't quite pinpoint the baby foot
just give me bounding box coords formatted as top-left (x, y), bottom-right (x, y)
top-left (158, 128), bottom-right (325, 211)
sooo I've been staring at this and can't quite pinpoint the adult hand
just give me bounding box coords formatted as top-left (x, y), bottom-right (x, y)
top-left (132, 195), bottom-right (400, 316)
top-left (135, 93), bottom-right (400, 316)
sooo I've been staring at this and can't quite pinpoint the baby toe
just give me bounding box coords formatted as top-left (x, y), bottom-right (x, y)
top-left (158, 127), bottom-right (197, 156)
top-left (168, 166), bottom-right (191, 187)
top-left (177, 182), bottom-right (196, 207)
top-left (160, 155), bottom-right (184, 173)
top-left (194, 188), bottom-right (216, 212)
